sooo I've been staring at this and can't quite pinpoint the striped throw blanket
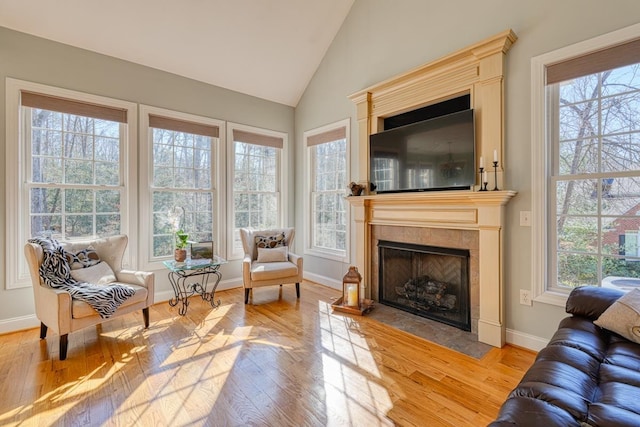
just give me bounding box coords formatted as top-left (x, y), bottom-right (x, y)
top-left (29, 237), bottom-right (135, 319)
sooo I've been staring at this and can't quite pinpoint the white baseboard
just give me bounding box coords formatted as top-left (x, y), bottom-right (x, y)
top-left (303, 272), bottom-right (342, 291)
top-left (0, 314), bottom-right (40, 334)
top-left (506, 328), bottom-right (549, 352)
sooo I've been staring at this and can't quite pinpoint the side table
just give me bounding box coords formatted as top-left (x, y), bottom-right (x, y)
top-left (162, 256), bottom-right (227, 315)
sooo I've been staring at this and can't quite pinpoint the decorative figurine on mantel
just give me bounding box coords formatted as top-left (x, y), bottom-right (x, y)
top-left (349, 181), bottom-right (365, 196)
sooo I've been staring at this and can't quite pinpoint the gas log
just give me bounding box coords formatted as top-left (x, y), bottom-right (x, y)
top-left (395, 276), bottom-right (457, 310)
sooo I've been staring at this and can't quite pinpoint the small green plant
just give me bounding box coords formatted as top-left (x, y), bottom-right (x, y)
top-left (175, 230), bottom-right (189, 249)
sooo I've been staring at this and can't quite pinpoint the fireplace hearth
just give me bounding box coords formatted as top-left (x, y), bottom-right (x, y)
top-left (378, 240), bottom-right (471, 331)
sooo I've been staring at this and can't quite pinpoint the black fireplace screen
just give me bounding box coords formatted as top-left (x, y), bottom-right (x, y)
top-left (378, 240), bottom-right (471, 331)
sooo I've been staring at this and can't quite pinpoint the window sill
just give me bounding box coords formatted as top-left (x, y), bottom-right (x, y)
top-left (304, 248), bottom-right (348, 264)
top-left (534, 289), bottom-right (569, 307)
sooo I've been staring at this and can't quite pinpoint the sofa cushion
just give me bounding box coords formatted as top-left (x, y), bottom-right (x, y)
top-left (69, 261), bottom-right (117, 285)
top-left (257, 246), bottom-right (288, 263)
top-left (250, 261), bottom-right (298, 281)
top-left (72, 283), bottom-right (147, 319)
top-left (594, 289), bottom-right (640, 344)
top-left (490, 396), bottom-right (582, 426)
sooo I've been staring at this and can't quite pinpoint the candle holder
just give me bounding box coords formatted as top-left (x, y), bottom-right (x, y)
top-left (479, 167), bottom-right (487, 191)
top-left (492, 161), bottom-right (499, 191)
top-left (332, 266), bottom-right (366, 315)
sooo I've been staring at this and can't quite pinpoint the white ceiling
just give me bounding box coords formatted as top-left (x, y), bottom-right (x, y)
top-left (0, 0), bottom-right (355, 106)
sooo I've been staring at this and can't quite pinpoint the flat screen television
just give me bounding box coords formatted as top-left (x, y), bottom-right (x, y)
top-left (369, 109), bottom-right (475, 193)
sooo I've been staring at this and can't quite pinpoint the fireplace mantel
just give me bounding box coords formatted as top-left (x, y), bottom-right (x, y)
top-left (347, 30), bottom-right (517, 348)
top-left (348, 190), bottom-right (515, 347)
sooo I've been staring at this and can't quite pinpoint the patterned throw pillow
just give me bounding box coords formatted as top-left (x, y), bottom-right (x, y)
top-left (70, 262), bottom-right (117, 285)
top-left (254, 232), bottom-right (286, 249)
top-left (64, 247), bottom-right (102, 270)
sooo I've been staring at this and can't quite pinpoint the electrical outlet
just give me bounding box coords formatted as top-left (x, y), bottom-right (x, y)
top-left (520, 211), bottom-right (531, 227)
top-left (520, 289), bottom-right (532, 306)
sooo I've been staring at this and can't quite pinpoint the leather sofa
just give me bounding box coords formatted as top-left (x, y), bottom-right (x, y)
top-left (490, 286), bottom-right (640, 427)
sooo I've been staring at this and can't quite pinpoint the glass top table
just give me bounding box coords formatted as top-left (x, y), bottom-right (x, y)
top-left (162, 256), bottom-right (227, 315)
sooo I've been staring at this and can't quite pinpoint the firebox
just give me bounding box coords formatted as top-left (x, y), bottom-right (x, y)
top-left (378, 240), bottom-right (471, 331)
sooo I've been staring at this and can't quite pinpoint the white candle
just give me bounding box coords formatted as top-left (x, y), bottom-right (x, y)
top-left (483, 170), bottom-right (487, 183)
top-left (479, 156), bottom-right (484, 169)
top-left (347, 284), bottom-right (358, 306)
top-left (493, 149), bottom-right (498, 162)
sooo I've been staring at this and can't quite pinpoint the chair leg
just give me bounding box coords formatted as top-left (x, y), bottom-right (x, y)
top-left (59, 334), bottom-right (69, 361)
top-left (296, 283), bottom-right (300, 298)
top-left (143, 307), bottom-right (150, 328)
top-left (40, 322), bottom-right (48, 339)
top-left (245, 288), bottom-right (250, 304)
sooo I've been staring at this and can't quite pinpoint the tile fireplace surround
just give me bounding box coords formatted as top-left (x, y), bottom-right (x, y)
top-left (348, 191), bottom-right (516, 347)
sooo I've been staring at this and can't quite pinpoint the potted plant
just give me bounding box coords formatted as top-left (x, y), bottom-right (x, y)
top-left (174, 230), bottom-right (189, 262)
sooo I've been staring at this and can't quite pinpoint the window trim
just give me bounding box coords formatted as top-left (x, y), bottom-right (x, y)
top-left (5, 78), bottom-right (137, 289)
top-left (226, 122), bottom-right (288, 260)
top-left (303, 118), bottom-right (351, 263)
top-left (139, 104), bottom-right (225, 271)
top-left (531, 23), bottom-right (640, 306)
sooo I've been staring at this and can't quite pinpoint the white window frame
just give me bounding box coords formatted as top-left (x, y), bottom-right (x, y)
top-left (5, 78), bottom-right (137, 289)
top-left (226, 122), bottom-right (287, 260)
top-left (139, 105), bottom-right (225, 271)
top-left (303, 118), bottom-right (350, 263)
top-left (531, 23), bottom-right (640, 306)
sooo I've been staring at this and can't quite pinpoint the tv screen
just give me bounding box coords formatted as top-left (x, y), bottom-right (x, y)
top-left (370, 109), bottom-right (475, 193)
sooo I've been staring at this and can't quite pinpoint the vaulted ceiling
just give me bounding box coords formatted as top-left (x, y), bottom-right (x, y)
top-left (0, 0), bottom-right (355, 106)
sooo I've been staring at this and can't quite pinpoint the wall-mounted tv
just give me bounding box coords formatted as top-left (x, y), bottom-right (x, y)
top-left (369, 109), bottom-right (475, 193)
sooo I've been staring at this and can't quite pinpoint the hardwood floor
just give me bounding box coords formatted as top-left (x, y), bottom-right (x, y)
top-left (0, 281), bottom-right (536, 426)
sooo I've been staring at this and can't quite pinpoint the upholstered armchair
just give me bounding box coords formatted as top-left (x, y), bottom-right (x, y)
top-left (24, 234), bottom-right (154, 360)
top-left (240, 228), bottom-right (303, 304)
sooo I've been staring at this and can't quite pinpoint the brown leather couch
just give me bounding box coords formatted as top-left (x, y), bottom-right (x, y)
top-left (490, 286), bottom-right (640, 427)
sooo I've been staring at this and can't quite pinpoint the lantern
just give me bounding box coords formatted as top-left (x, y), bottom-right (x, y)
top-left (342, 266), bottom-right (361, 308)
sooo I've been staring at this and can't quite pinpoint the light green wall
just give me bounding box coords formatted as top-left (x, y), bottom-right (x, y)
top-left (0, 27), bottom-right (294, 322)
top-left (295, 0), bottom-right (640, 341)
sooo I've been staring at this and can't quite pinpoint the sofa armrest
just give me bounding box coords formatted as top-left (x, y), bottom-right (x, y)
top-left (288, 252), bottom-right (303, 271)
top-left (565, 286), bottom-right (624, 320)
top-left (33, 285), bottom-right (73, 335)
top-left (117, 270), bottom-right (153, 287)
top-left (117, 270), bottom-right (155, 305)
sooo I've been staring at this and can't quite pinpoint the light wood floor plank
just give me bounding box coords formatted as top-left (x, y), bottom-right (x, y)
top-left (0, 281), bottom-right (535, 426)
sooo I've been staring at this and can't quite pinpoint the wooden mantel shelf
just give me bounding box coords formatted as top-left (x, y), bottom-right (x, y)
top-left (347, 190), bottom-right (516, 206)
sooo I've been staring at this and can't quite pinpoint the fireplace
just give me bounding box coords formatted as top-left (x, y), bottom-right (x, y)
top-left (347, 31), bottom-right (517, 346)
top-left (378, 240), bottom-right (471, 331)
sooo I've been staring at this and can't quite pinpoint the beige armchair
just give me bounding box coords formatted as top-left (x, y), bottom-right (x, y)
top-left (24, 234), bottom-right (154, 360)
top-left (240, 228), bottom-right (303, 304)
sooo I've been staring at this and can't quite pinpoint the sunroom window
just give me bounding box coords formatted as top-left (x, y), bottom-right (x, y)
top-left (532, 32), bottom-right (640, 303)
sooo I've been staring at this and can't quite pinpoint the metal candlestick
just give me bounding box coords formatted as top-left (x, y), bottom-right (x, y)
top-left (492, 161), bottom-right (499, 191)
top-left (479, 167), bottom-right (488, 191)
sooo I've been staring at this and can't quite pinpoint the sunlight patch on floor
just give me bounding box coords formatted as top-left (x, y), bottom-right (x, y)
top-left (319, 301), bottom-right (393, 426)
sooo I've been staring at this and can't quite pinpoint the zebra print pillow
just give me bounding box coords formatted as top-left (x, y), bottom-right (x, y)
top-left (65, 247), bottom-right (101, 270)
